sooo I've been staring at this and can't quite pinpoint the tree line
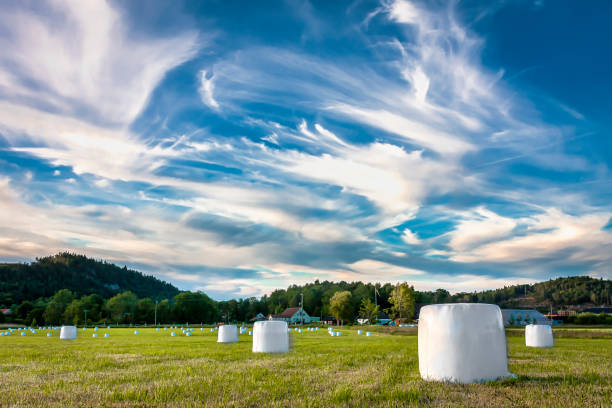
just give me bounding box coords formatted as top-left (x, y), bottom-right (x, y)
top-left (3, 289), bottom-right (217, 326)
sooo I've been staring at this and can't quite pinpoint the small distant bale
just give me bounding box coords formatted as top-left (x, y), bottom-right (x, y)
top-left (252, 321), bottom-right (289, 353)
top-left (60, 325), bottom-right (77, 340)
top-left (525, 324), bottom-right (553, 347)
top-left (218, 325), bottom-right (238, 343)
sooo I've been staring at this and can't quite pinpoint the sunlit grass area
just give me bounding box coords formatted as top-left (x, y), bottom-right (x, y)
top-left (1, 327), bottom-right (610, 407)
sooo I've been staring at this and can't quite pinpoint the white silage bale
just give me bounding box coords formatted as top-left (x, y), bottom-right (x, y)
top-left (525, 324), bottom-right (553, 348)
top-left (60, 325), bottom-right (77, 340)
top-left (47, 333), bottom-right (52, 337)
top-left (252, 321), bottom-right (289, 353)
top-left (92, 333), bottom-right (98, 338)
top-left (186, 332), bottom-right (192, 337)
top-left (418, 303), bottom-right (512, 384)
top-left (104, 333), bottom-right (109, 338)
top-left (357, 330), bottom-right (362, 335)
top-left (366, 332), bottom-right (372, 337)
top-left (217, 325), bottom-right (239, 343)
top-left (134, 330), bottom-right (139, 335)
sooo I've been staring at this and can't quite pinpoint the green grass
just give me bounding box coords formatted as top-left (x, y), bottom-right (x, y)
top-left (0, 327), bottom-right (610, 407)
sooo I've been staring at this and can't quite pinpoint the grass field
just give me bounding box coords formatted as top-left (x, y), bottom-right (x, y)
top-left (0, 326), bottom-right (610, 407)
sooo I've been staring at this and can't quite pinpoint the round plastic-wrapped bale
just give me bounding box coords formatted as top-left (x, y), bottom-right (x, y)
top-left (104, 333), bottom-right (109, 338)
top-left (47, 333), bottom-right (52, 337)
top-left (525, 324), bottom-right (553, 347)
top-left (217, 325), bottom-right (238, 343)
top-left (252, 321), bottom-right (289, 353)
top-left (418, 303), bottom-right (512, 384)
top-left (60, 325), bottom-right (77, 340)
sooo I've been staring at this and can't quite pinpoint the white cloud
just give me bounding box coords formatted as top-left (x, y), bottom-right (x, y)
top-left (402, 228), bottom-right (421, 245)
top-left (198, 70), bottom-right (220, 109)
top-left (0, 0), bottom-right (199, 126)
top-left (447, 207), bottom-right (517, 251)
top-left (446, 208), bottom-right (612, 268)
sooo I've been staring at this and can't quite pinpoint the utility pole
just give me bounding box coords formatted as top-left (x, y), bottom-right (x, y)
top-left (83, 309), bottom-right (89, 328)
top-left (300, 293), bottom-right (304, 325)
top-left (154, 300), bottom-right (158, 326)
top-left (374, 285), bottom-right (378, 307)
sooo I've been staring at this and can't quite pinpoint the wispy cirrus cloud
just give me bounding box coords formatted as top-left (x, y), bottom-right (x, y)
top-left (0, 0), bottom-right (609, 299)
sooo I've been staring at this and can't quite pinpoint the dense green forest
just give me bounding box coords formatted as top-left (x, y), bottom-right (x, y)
top-left (0, 253), bottom-right (179, 305)
top-left (0, 253), bottom-right (610, 326)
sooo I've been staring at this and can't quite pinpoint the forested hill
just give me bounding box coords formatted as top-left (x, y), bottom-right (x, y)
top-left (450, 276), bottom-right (611, 309)
top-left (0, 253), bottom-right (179, 305)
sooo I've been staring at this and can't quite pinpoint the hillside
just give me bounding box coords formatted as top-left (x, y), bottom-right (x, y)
top-left (0, 253), bottom-right (179, 305)
top-left (444, 276), bottom-right (611, 309)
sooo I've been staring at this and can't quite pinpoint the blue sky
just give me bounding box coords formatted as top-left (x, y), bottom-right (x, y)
top-left (0, 0), bottom-right (610, 299)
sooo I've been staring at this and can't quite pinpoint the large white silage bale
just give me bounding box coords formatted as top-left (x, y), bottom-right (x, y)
top-left (218, 325), bottom-right (239, 343)
top-left (418, 303), bottom-right (512, 384)
top-left (525, 324), bottom-right (553, 347)
top-left (60, 325), bottom-right (77, 340)
top-left (252, 321), bottom-right (289, 353)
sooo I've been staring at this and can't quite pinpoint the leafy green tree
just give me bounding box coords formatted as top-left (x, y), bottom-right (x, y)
top-left (63, 299), bottom-right (83, 325)
top-left (157, 299), bottom-right (172, 323)
top-left (27, 304), bottom-right (46, 327)
top-left (135, 298), bottom-right (155, 324)
top-left (433, 289), bottom-right (450, 303)
top-left (388, 283), bottom-right (416, 320)
top-left (105, 291), bottom-right (138, 324)
top-left (15, 300), bottom-right (34, 321)
top-left (172, 292), bottom-right (217, 324)
top-left (329, 291), bottom-right (352, 325)
top-left (43, 289), bottom-right (74, 324)
top-left (359, 298), bottom-right (379, 322)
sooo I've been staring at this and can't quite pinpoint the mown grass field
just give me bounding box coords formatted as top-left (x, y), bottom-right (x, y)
top-left (0, 326), bottom-right (610, 407)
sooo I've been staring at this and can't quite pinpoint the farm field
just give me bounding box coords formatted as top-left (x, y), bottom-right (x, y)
top-left (0, 327), bottom-right (610, 407)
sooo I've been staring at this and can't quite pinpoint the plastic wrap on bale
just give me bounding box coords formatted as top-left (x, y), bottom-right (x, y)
top-left (525, 324), bottom-right (553, 347)
top-left (60, 325), bottom-right (77, 340)
top-left (418, 303), bottom-right (513, 384)
top-left (252, 321), bottom-right (289, 353)
top-left (217, 325), bottom-right (239, 343)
